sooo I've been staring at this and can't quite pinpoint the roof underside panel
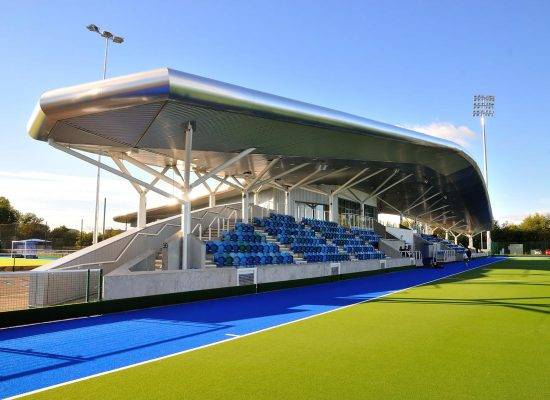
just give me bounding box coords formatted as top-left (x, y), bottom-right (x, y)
top-left (27, 68), bottom-right (492, 233)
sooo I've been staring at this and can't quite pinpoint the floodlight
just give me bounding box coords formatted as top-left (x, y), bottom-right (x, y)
top-left (87, 24), bottom-right (99, 33)
top-left (85, 23), bottom-right (125, 245)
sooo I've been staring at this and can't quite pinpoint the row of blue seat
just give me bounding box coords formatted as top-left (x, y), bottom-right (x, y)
top-left (290, 244), bottom-right (338, 254)
top-left (343, 244), bottom-right (374, 253)
top-left (221, 232), bottom-right (266, 243)
top-left (333, 238), bottom-right (364, 246)
top-left (214, 252), bottom-right (293, 267)
top-left (234, 222), bottom-right (255, 233)
top-left (206, 241), bottom-right (279, 254)
top-left (355, 252), bottom-right (385, 260)
top-left (303, 253), bottom-right (350, 262)
top-left (280, 236), bottom-right (325, 245)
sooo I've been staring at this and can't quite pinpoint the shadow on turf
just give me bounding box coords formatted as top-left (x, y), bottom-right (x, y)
top-left (373, 296), bottom-right (550, 315)
top-left (373, 259), bottom-right (550, 315)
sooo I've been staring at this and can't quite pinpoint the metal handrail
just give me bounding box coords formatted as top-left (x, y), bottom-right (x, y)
top-left (40, 216), bottom-right (182, 271)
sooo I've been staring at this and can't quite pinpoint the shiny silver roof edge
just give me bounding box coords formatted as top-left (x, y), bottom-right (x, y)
top-left (28, 68), bottom-right (171, 140)
top-left (165, 69), bottom-right (491, 221)
top-left (26, 67), bottom-right (491, 223)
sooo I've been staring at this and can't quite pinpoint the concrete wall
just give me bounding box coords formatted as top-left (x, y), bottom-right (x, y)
top-left (161, 232), bottom-right (205, 270)
top-left (386, 227), bottom-right (414, 245)
top-left (256, 263), bottom-right (330, 283)
top-left (104, 268), bottom-right (237, 300)
top-left (103, 257), bottom-right (414, 300)
top-left (384, 257), bottom-right (414, 269)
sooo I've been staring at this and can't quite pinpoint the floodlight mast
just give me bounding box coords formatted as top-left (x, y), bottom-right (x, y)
top-left (473, 95), bottom-right (495, 253)
top-left (86, 24), bottom-right (125, 244)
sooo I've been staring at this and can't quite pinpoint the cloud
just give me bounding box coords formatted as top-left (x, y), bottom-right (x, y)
top-left (406, 122), bottom-right (476, 147)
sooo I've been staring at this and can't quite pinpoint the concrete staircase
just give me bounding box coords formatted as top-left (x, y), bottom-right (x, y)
top-left (154, 249), bottom-right (163, 270)
top-left (255, 226), bottom-right (305, 264)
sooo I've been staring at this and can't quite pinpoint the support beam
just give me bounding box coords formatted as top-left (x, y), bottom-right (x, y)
top-left (362, 169), bottom-right (398, 202)
top-left (245, 158), bottom-right (280, 190)
top-left (194, 171), bottom-right (212, 193)
top-left (366, 173), bottom-right (412, 201)
top-left (346, 188), bottom-right (363, 204)
top-left (302, 167), bottom-right (350, 187)
top-left (250, 162), bottom-right (310, 191)
top-left (406, 186), bottom-right (433, 211)
top-left (190, 148), bottom-right (256, 190)
top-left (289, 167), bottom-right (323, 191)
top-left (118, 152), bottom-right (183, 190)
top-left (447, 219), bottom-right (464, 231)
top-left (376, 196), bottom-right (402, 214)
top-left (144, 166), bottom-right (171, 194)
top-left (49, 140), bottom-right (182, 203)
top-left (209, 174), bottom-right (242, 190)
top-left (424, 196), bottom-right (445, 210)
top-left (229, 175), bottom-right (245, 189)
top-left (336, 168), bottom-right (386, 202)
top-left (431, 210), bottom-right (452, 223)
top-left (417, 204), bottom-right (449, 218)
top-left (209, 193), bottom-right (216, 207)
top-left (403, 191), bottom-right (441, 213)
top-left (300, 185), bottom-right (329, 196)
top-left (332, 167), bottom-right (370, 196)
top-left (110, 156), bottom-right (144, 194)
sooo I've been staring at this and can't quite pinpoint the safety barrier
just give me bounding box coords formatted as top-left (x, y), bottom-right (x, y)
top-left (0, 269), bottom-right (101, 312)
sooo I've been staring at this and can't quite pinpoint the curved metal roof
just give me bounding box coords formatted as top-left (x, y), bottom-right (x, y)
top-left (27, 68), bottom-right (492, 233)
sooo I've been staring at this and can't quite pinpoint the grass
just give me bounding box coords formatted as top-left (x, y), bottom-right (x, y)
top-left (26, 257), bottom-right (550, 399)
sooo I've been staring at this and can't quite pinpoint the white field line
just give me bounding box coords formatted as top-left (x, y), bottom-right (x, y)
top-left (7, 258), bottom-right (505, 400)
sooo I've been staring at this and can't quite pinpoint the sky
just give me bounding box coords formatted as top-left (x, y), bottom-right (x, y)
top-left (0, 0), bottom-right (548, 231)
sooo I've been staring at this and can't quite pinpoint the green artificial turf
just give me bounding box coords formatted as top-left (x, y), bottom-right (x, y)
top-left (27, 258), bottom-right (550, 399)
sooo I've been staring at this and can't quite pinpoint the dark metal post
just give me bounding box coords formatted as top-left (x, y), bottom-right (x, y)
top-left (85, 269), bottom-right (91, 303)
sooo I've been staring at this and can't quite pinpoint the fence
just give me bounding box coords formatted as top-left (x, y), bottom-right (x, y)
top-left (492, 241), bottom-right (550, 256)
top-left (0, 269), bottom-right (101, 312)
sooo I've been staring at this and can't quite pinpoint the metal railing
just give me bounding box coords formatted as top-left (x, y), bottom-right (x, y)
top-left (340, 213), bottom-right (374, 230)
top-left (191, 204), bottom-right (241, 241)
top-left (0, 269), bottom-right (101, 312)
top-left (35, 215), bottom-right (182, 274)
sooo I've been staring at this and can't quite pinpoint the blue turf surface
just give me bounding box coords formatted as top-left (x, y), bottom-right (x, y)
top-left (0, 257), bottom-right (502, 398)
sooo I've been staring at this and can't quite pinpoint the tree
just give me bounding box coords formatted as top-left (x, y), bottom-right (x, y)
top-left (17, 212), bottom-right (49, 240)
top-left (100, 228), bottom-right (124, 241)
top-left (50, 225), bottom-right (79, 248)
top-left (76, 232), bottom-right (93, 247)
top-left (0, 197), bottom-right (20, 224)
top-left (519, 213), bottom-right (550, 233)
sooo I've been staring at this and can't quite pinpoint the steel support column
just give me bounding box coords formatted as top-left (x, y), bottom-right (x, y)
top-left (137, 192), bottom-right (147, 228)
top-left (284, 190), bottom-right (290, 216)
top-left (242, 191), bottom-right (250, 223)
top-left (328, 193), bottom-right (338, 223)
top-left (181, 123), bottom-right (193, 269)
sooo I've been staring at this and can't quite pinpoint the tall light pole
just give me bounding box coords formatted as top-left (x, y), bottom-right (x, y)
top-left (86, 24), bottom-right (124, 244)
top-left (473, 94), bottom-right (495, 253)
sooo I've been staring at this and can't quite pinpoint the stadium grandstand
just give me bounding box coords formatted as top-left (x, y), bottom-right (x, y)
top-left (25, 67), bottom-right (492, 302)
